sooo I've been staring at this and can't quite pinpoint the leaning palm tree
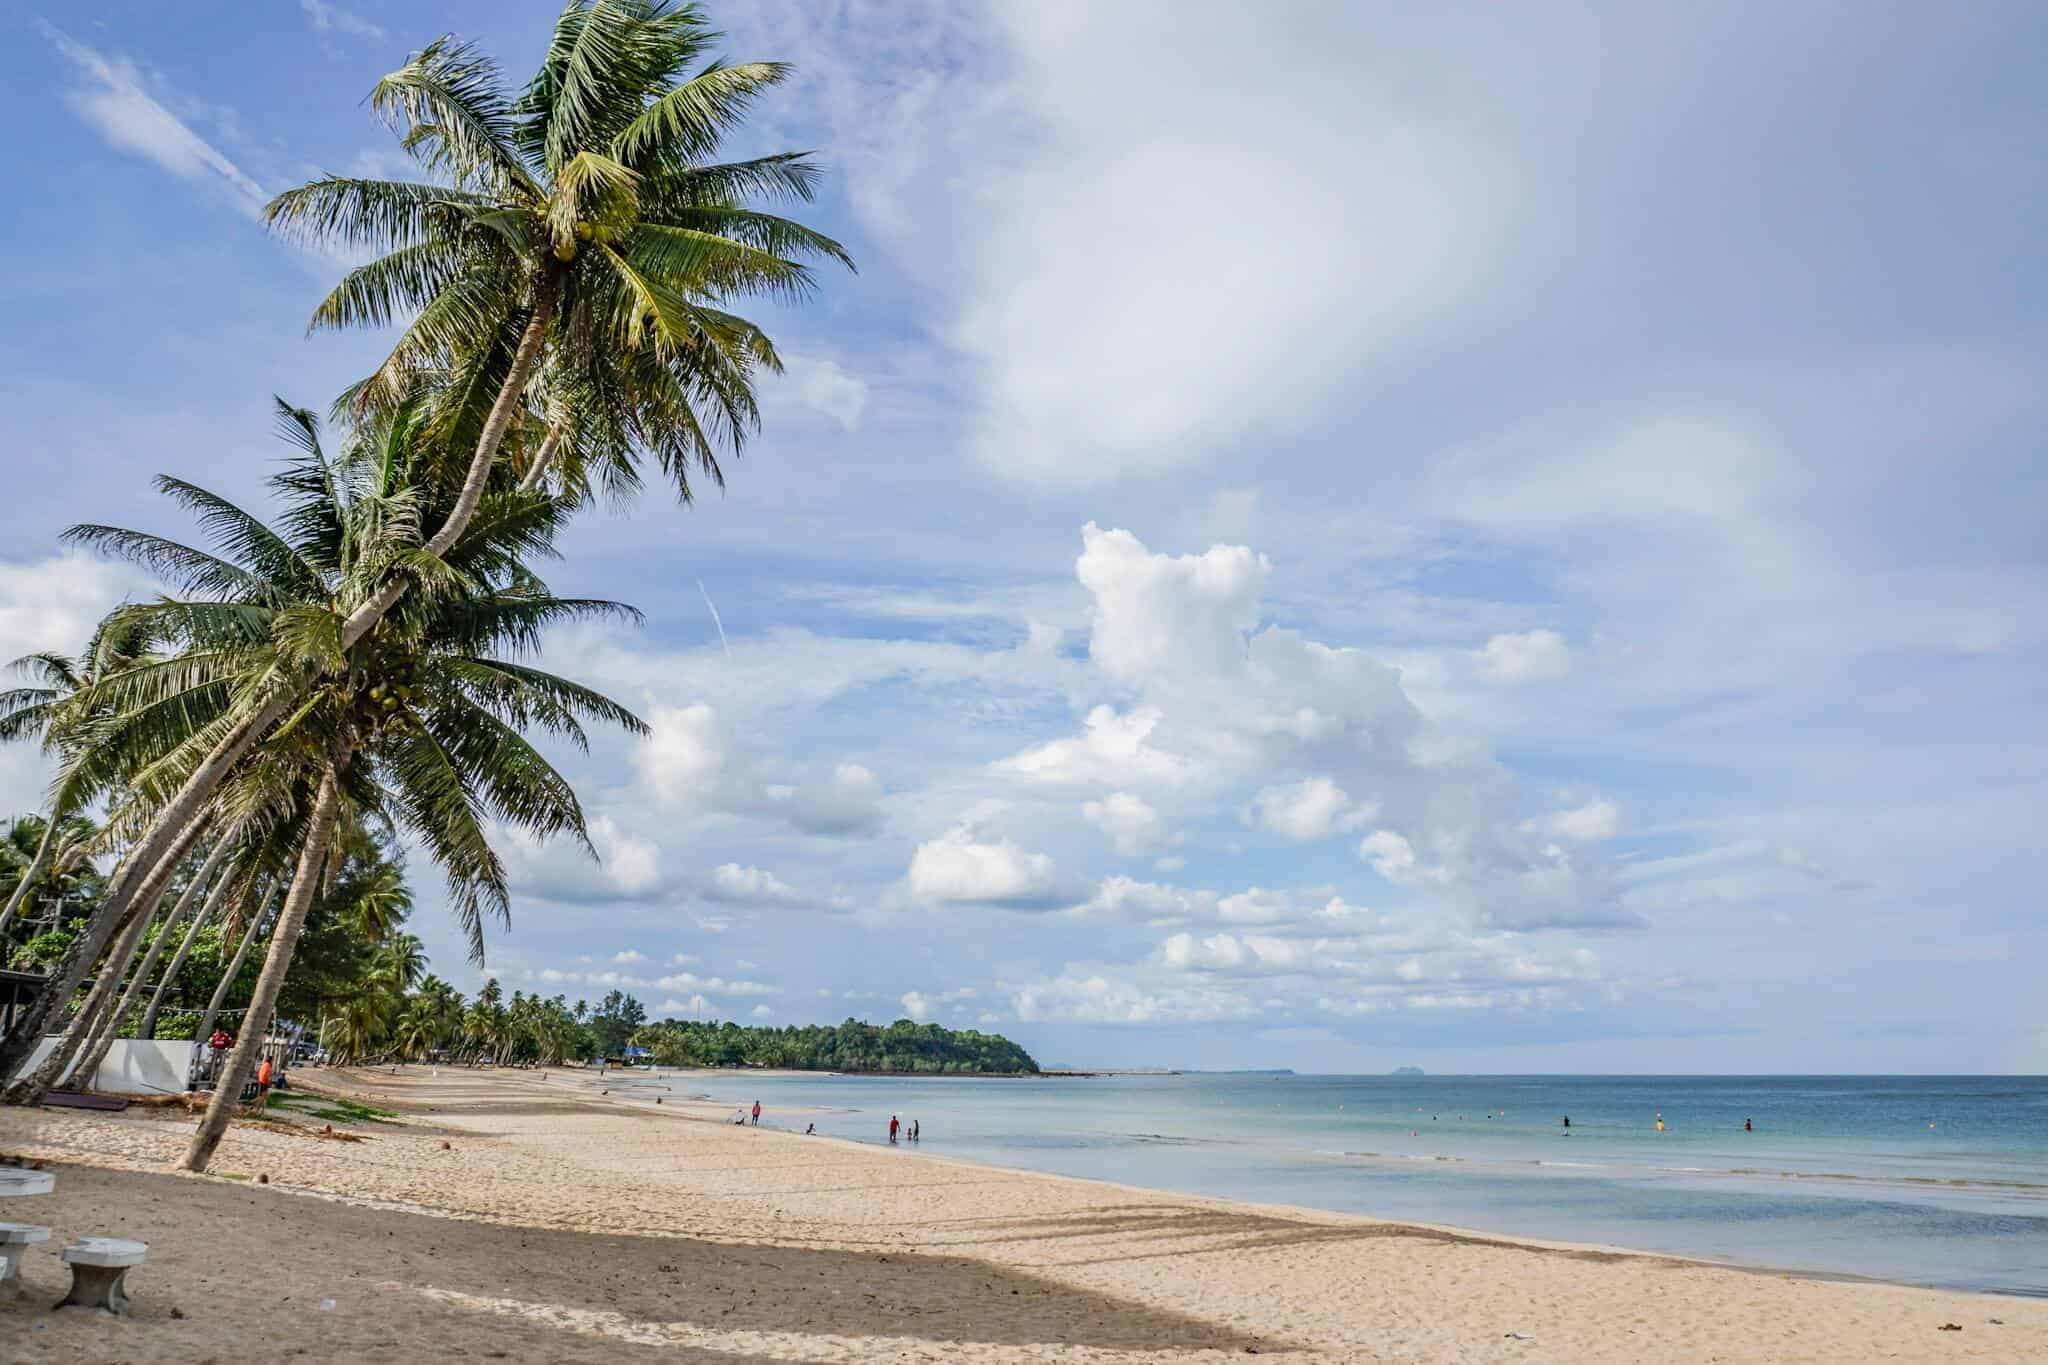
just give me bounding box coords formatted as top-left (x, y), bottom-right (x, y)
top-left (13, 5), bottom-right (850, 1057)
top-left (155, 407), bottom-right (647, 1168)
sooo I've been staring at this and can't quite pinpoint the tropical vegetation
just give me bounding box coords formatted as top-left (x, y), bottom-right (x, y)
top-left (0, 1), bottom-right (856, 1172)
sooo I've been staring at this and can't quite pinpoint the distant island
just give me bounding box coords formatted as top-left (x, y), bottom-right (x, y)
top-left (630, 1015), bottom-right (1039, 1075)
top-left (1392, 1066), bottom-right (1426, 1076)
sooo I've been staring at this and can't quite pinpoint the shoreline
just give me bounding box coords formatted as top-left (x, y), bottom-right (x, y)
top-left (522, 1067), bottom-right (2029, 1299)
top-left (2, 1065), bottom-right (2042, 1361)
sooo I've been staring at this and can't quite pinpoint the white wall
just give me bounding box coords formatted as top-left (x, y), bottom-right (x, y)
top-left (21, 1038), bottom-right (194, 1096)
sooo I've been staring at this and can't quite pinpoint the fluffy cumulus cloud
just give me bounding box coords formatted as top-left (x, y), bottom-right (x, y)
top-left (996, 705), bottom-right (1190, 786)
top-left (1081, 791), bottom-right (1171, 856)
top-left (908, 818), bottom-right (1064, 909)
top-left (1009, 525), bottom-right (1623, 930)
top-left (760, 762), bottom-right (885, 837)
top-left (1474, 630), bottom-right (1572, 684)
top-left (707, 863), bottom-right (804, 907)
top-left (1250, 777), bottom-right (1367, 841)
top-left (635, 703), bottom-right (725, 805)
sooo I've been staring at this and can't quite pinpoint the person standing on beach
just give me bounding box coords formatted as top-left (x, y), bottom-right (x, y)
top-left (889, 1115), bottom-right (900, 1143)
top-left (751, 1100), bottom-right (761, 1126)
top-left (256, 1055), bottom-right (274, 1104)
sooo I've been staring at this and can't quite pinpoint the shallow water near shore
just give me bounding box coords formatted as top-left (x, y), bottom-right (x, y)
top-left (590, 1070), bottom-right (2048, 1296)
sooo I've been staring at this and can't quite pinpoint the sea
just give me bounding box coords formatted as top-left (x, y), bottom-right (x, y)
top-left (590, 1070), bottom-right (2048, 1297)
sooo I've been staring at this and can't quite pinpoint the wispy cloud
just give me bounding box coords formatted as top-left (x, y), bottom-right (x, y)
top-left (299, 0), bottom-right (386, 42)
top-left (38, 21), bottom-right (268, 221)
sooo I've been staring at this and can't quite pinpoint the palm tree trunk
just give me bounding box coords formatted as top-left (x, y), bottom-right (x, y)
top-left (73, 839), bottom-right (233, 1084)
top-left (142, 864), bottom-right (241, 1040)
top-left (340, 284), bottom-right (560, 644)
top-left (9, 875), bottom-right (168, 1101)
top-left (0, 815), bottom-right (205, 1098)
top-left (516, 422), bottom-right (567, 493)
top-left (183, 762), bottom-right (344, 1172)
top-left (0, 815), bottom-right (61, 939)
top-left (0, 736), bottom-right (254, 1090)
top-left (191, 878), bottom-right (277, 1066)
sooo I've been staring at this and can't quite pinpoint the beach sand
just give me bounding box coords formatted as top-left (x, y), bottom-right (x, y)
top-left (0, 1067), bottom-right (2039, 1362)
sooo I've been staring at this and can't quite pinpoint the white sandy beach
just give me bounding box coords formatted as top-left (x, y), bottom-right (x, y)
top-left (0, 1067), bottom-right (2039, 1363)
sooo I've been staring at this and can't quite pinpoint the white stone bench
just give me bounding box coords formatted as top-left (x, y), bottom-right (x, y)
top-left (0, 1223), bottom-right (50, 1294)
top-left (0, 1168), bottom-right (56, 1198)
top-left (57, 1237), bottom-right (147, 1315)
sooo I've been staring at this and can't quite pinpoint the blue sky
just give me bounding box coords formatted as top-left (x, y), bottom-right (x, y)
top-left (2, 1), bottom-right (2044, 1072)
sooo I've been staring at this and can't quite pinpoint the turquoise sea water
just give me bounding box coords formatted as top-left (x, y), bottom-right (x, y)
top-left (590, 1071), bottom-right (2048, 1296)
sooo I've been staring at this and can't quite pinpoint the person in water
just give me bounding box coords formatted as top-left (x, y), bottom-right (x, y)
top-left (888, 1114), bottom-right (900, 1143)
top-left (1562, 1115), bottom-right (1570, 1130)
top-left (1744, 1117), bottom-right (1753, 1132)
top-left (1655, 1112), bottom-right (1666, 1132)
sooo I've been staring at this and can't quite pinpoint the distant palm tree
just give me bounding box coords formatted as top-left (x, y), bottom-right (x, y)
top-left (0, 619), bottom-right (154, 937)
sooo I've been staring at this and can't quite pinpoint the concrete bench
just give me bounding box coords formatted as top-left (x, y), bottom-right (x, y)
top-left (0, 1223), bottom-right (50, 1294)
top-left (57, 1237), bottom-right (147, 1315)
top-left (0, 1168), bottom-right (56, 1198)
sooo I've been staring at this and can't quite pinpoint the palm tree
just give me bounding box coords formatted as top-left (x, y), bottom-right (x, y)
top-left (162, 408), bottom-right (646, 1168)
top-left (13, 4), bottom-right (850, 1041)
top-left (0, 619), bottom-right (153, 937)
top-left (272, 0), bottom-right (852, 510)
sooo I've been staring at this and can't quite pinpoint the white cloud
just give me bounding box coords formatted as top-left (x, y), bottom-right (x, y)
top-left (1081, 791), bottom-right (1171, 856)
top-left (908, 820), bottom-right (1063, 908)
top-left (858, 7), bottom-right (1515, 485)
top-left (996, 704), bottom-right (1191, 786)
top-left (750, 1004), bottom-right (775, 1020)
top-left (635, 703), bottom-right (725, 804)
top-left (1474, 629), bottom-right (1572, 683)
top-left (1011, 970), bottom-right (1260, 1025)
top-left (707, 862), bottom-right (804, 906)
top-left (1359, 830), bottom-right (1453, 888)
top-left (657, 970), bottom-right (779, 998)
top-left (761, 760), bottom-right (885, 836)
top-left (39, 24), bottom-right (269, 220)
top-left (298, 0), bottom-right (386, 40)
top-left (657, 995), bottom-right (714, 1018)
top-left (611, 950), bottom-right (647, 965)
top-left (783, 355), bottom-right (869, 431)
top-left (1078, 524), bottom-right (1268, 686)
top-left (1161, 932), bottom-right (1310, 973)
top-left (899, 991), bottom-right (932, 1020)
top-left (1250, 777), bottom-right (1367, 841)
top-left (590, 817), bottom-right (660, 895)
top-left (1549, 799), bottom-right (1619, 842)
